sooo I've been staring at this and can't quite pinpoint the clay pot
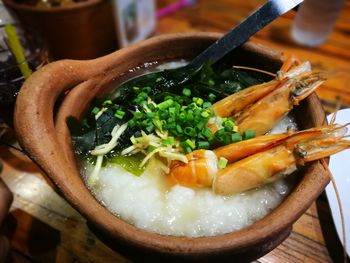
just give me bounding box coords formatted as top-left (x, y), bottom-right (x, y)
top-left (14, 33), bottom-right (329, 262)
top-left (3, 0), bottom-right (117, 60)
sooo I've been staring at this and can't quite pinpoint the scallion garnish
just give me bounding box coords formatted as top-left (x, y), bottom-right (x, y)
top-left (243, 130), bottom-right (256, 140)
top-left (115, 110), bottom-right (125, 119)
top-left (208, 93), bottom-right (216, 101)
top-left (182, 88), bottom-right (191, 97)
top-left (218, 157), bottom-right (228, 169)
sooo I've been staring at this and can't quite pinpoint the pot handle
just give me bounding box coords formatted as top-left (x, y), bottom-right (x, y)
top-left (13, 55), bottom-right (118, 182)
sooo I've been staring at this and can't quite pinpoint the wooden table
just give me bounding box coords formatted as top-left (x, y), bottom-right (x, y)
top-left (1, 0), bottom-right (350, 262)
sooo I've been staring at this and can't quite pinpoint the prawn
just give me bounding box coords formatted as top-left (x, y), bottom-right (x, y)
top-left (166, 124), bottom-right (349, 195)
top-left (210, 58), bottom-right (326, 136)
top-left (236, 69), bottom-right (326, 136)
top-left (210, 56), bottom-right (300, 118)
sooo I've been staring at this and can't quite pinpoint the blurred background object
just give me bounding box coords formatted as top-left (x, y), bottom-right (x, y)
top-left (291, 0), bottom-right (347, 47)
top-left (112, 0), bottom-right (156, 48)
top-left (2, 0), bottom-right (118, 60)
top-left (13, 0), bottom-right (89, 8)
top-left (156, 0), bottom-right (196, 18)
top-left (0, 1), bottom-right (48, 127)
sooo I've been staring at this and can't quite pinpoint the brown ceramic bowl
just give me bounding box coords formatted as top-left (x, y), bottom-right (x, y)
top-left (14, 33), bottom-right (329, 262)
top-left (3, 0), bottom-right (117, 60)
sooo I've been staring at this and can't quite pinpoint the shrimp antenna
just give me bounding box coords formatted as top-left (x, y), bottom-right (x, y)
top-left (330, 112), bottom-right (337, 125)
top-left (320, 159), bottom-right (347, 263)
top-left (342, 134), bottom-right (350, 140)
top-left (232, 66), bottom-right (276, 78)
top-left (337, 122), bottom-right (350, 132)
top-left (279, 56), bottom-right (301, 74)
top-left (329, 98), bottom-right (343, 125)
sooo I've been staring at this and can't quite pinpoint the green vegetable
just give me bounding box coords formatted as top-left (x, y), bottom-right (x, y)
top-left (208, 93), bottom-right (216, 101)
top-left (197, 141), bottom-right (210, 149)
top-left (231, 133), bottom-right (242, 142)
top-left (218, 157), bottom-right (228, 169)
top-left (114, 110), bottom-right (125, 119)
top-left (243, 130), bottom-right (256, 140)
top-left (185, 139), bottom-right (196, 149)
top-left (182, 88), bottom-right (191, 97)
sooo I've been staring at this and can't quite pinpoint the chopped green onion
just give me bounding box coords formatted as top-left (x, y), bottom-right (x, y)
top-left (218, 157), bottom-right (228, 169)
top-left (184, 127), bottom-right (196, 137)
top-left (145, 124), bottom-right (155, 133)
top-left (158, 99), bottom-right (174, 110)
top-left (208, 93), bottom-right (216, 101)
top-left (215, 128), bottom-right (225, 138)
top-left (193, 97), bottom-right (204, 106)
top-left (134, 112), bottom-right (143, 119)
top-left (128, 119), bottom-right (136, 127)
top-left (142, 86), bottom-right (151, 93)
top-left (180, 141), bottom-right (191, 153)
top-left (169, 107), bottom-right (176, 117)
top-left (186, 110), bottom-right (194, 121)
top-left (231, 133), bottom-right (242, 142)
top-left (184, 146), bottom-right (192, 154)
top-left (202, 128), bottom-right (212, 138)
top-left (243, 130), bottom-right (256, 140)
top-left (193, 109), bottom-right (201, 118)
top-left (179, 112), bottom-right (186, 121)
top-left (208, 136), bottom-right (217, 144)
top-left (114, 110), bottom-right (125, 119)
top-left (147, 103), bottom-right (156, 110)
top-left (92, 107), bottom-right (100, 114)
top-left (224, 121), bottom-right (233, 132)
top-left (146, 112), bottom-right (155, 118)
top-left (195, 121), bottom-right (205, 131)
top-left (222, 134), bottom-right (231, 145)
top-left (102, 100), bottom-right (112, 106)
top-left (147, 145), bottom-right (157, 153)
top-left (208, 79), bottom-right (215, 86)
top-left (203, 101), bottom-right (212, 108)
top-left (162, 137), bottom-right (175, 146)
top-left (176, 124), bottom-right (183, 134)
top-left (182, 88), bottom-right (191, 97)
top-left (185, 139), bottom-right (196, 150)
top-left (153, 119), bottom-right (163, 130)
top-left (201, 111), bottom-right (210, 118)
top-left (197, 141), bottom-right (209, 149)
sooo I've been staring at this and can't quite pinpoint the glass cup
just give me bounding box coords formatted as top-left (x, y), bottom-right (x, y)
top-left (291, 0), bottom-right (346, 47)
top-left (0, 5), bottom-right (49, 127)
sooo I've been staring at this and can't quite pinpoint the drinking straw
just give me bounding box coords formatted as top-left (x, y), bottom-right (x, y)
top-left (4, 24), bottom-right (32, 80)
top-left (156, 0), bottom-right (196, 18)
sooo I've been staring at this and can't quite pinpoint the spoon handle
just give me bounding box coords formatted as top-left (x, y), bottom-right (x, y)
top-left (188, 0), bottom-right (303, 70)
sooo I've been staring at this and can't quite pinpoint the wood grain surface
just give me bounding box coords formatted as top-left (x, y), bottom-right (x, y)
top-left (1, 0), bottom-right (349, 262)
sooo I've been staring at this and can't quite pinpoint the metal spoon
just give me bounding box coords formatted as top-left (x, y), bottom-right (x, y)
top-left (125, 0), bottom-right (303, 88)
